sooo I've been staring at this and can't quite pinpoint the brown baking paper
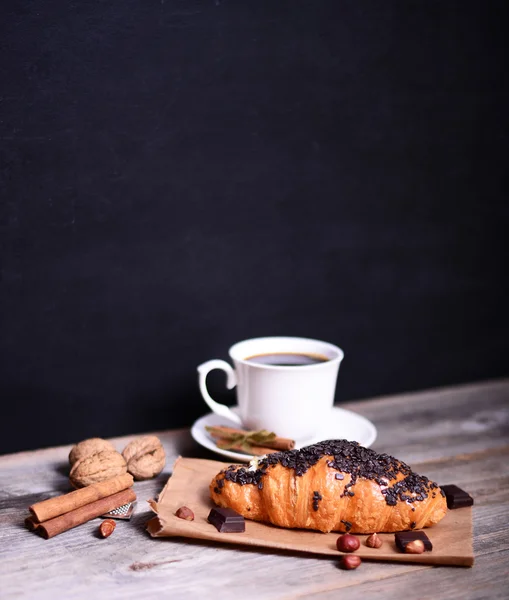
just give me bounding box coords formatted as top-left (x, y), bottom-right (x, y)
top-left (147, 457), bottom-right (473, 567)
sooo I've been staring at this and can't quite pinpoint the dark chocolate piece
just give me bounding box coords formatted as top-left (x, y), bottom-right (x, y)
top-left (440, 484), bottom-right (474, 509)
top-left (207, 507), bottom-right (245, 533)
top-left (101, 502), bottom-right (135, 520)
top-left (395, 530), bottom-right (432, 552)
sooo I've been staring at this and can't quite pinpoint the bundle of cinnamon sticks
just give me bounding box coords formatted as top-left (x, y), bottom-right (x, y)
top-left (26, 473), bottom-right (136, 539)
top-left (205, 425), bottom-right (295, 455)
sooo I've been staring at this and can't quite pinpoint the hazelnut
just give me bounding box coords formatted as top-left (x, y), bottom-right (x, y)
top-left (340, 555), bottom-right (361, 570)
top-left (99, 519), bottom-right (116, 538)
top-left (365, 533), bottom-right (383, 548)
top-left (405, 539), bottom-right (425, 554)
top-left (175, 506), bottom-right (194, 521)
top-left (122, 436), bottom-right (166, 480)
top-left (336, 533), bottom-right (360, 553)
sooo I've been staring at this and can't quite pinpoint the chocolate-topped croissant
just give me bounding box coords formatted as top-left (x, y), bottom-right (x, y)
top-left (210, 440), bottom-right (447, 533)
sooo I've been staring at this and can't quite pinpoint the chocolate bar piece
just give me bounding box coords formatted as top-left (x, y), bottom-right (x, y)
top-left (395, 530), bottom-right (432, 552)
top-left (440, 484), bottom-right (474, 509)
top-left (207, 507), bottom-right (245, 533)
top-left (101, 502), bottom-right (135, 520)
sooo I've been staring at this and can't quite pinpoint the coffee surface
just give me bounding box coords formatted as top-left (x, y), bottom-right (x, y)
top-left (245, 352), bottom-right (329, 366)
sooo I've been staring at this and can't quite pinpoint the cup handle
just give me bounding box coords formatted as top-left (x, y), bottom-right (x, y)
top-left (197, 359), bottom-right (242, 424)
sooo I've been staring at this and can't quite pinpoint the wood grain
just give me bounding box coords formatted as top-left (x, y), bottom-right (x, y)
top-left (0, 379), bottom-right (508, 599)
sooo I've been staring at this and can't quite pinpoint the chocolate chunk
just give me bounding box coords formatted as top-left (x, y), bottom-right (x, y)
top-left (395, 530), bottom-right (432, 552)
top-left (207, 507), bottom-right (245, 533)
top-left (440, 484), bottom-right (474, 509)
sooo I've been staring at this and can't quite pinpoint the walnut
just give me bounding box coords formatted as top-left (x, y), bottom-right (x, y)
top-left (69, 438), bottom-right (116, 466)
top-left (122, 435), bottom-right (166, 480)
top-left (70, 450), bottom-right (127, 488)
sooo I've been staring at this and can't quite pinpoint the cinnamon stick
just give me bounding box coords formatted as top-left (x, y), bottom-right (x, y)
top-left (25, 515), bottom-right (39, 531)
top-left (206, 425), bottom-right (295, 451)
top-left (30, 473), bottom-right (134, 523)
top-left (37, 488), bottom-right (136, 539)
top-left (215, 440), bottom-right (278, 456)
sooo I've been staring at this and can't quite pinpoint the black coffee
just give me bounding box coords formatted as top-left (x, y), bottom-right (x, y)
top-left (245, 352), bottom-right (329, 366)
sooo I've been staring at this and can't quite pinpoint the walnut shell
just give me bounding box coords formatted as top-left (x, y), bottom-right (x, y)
top-left (69, 438), bottom-right (116, 466)
top-left (122, 435), bottom-right (166, 480)
top-left (70, 450), bottom-right (127, 488)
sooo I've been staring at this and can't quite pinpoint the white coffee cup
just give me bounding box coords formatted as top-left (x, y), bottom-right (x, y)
top-left (197, 336), bottom-right (344, 443)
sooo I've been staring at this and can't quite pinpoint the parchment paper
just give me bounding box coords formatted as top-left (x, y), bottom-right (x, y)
top-left (147, 457), bottom-right (473, 567)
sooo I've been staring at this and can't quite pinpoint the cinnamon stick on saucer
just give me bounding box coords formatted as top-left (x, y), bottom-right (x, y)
top-left (29, 473), bottom-right (134, 523)
top-left (215, 440), bottom-right (278, 456)
top-left (205, 425), bottom-right (295, 452)
top-left (37, 488), bottom-right (136, 539)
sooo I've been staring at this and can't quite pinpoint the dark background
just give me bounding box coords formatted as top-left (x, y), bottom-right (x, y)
top-left (1, 1), bottom-right (507, 455)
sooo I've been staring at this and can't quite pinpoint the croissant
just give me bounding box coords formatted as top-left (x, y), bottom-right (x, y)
top-left (210, 439), bottom-right (447, 533)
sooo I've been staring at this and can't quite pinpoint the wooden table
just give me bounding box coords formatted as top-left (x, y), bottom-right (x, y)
top-left (1, 379), bottom-right (508, 599)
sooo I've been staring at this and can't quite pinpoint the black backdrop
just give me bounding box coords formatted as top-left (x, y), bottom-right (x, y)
top-left (1, 1), bottom-right (507, 455)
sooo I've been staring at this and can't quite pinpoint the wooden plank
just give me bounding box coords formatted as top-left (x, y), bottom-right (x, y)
top-left (343, 378), bottom-right (509, 463)
top-left (0, 379), bottom-right (508, 599)
top-left (293, 550), bottom-right (509, 600)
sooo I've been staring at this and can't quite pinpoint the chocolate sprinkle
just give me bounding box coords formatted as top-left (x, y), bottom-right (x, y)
top-left (312, 490), bottom-right (322, 511)
top-left (341, 519), bottom-right (352, 532)
top-left (216, 440), bottom-right (440, 508)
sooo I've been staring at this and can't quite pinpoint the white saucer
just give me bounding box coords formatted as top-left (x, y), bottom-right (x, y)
top-left (191, 406), bottom-right (377, 463)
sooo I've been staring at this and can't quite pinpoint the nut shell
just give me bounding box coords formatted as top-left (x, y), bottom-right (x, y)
top-left (340, 555), bottom-right (361, 570)
top-left (122, 435), bottom-right (166, 480)
top-left (70, 450), bottom-right (127, 488)
top-left (99, 519), bottom-right (116, 538)
top-left (405, 539), bottom-right (425, 554)
top-left (69, 438), bottom-right (116, 466)
top-left (175, 506), bottom-right (194, 521)
top-left (336, 533), bottom-right (360, 553)
top-left (365, 533), bottom-right (383, 548)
